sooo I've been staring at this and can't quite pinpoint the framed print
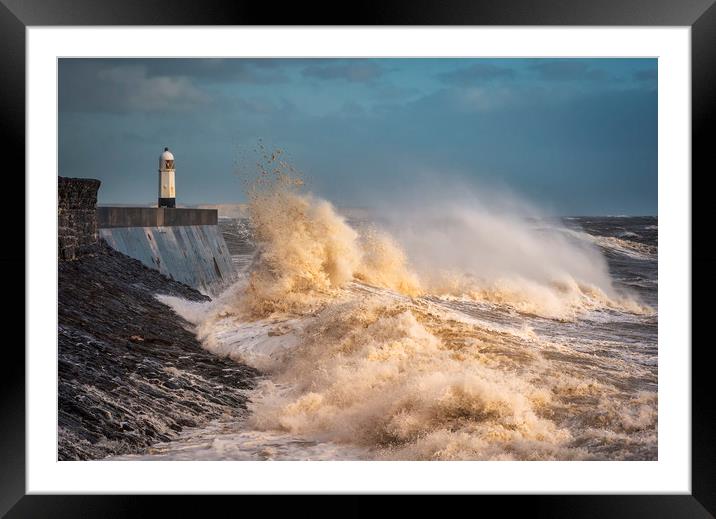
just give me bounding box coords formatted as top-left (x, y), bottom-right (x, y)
top-left (4, 0), bottom-right (712, 515)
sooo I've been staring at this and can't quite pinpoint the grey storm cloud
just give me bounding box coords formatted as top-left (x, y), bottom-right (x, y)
top-left (437, 63), bottom-right (516, 85)
top-left (531, 60), bottom-right (608, 81)
top-left (64, 58), bottom-right (291, 83)
top-left (634, 68), bottom-right (658, 82)
top-left (301, 61), bottom-right (384, 83)
top-left (59, 61), bottom-right (210, 113)
top-left (135, 58), bottom-right (291, 84)
top-left (58, 58), bottom-right (298, 113)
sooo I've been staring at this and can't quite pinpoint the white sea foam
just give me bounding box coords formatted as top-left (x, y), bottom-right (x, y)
top-left (152, 161), bottom-right (656, 461)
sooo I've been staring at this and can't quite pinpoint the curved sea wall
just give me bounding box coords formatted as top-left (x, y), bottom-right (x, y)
top-left (57, 177), bottom-right (257, 460)
top-left (58, 176), bottom-right (235, 295)
top-left (97, 207), bottom-right (235, 296)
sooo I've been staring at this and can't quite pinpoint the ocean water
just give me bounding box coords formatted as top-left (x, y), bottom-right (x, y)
top-left (114, 178), bottom-right (657, 461)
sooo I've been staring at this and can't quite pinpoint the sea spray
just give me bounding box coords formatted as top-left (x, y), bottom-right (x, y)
top-left (374, 186), bottom-right (652, 319)
top-left (243, 296), bottom-right (580, 460)
top-left (158, 153), bottom-right (657, 460)
top-left (239, 152), bottom-right (422, 317)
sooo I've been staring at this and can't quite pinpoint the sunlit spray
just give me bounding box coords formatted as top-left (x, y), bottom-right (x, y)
top-left (157, 152), bottom-right (656, 461)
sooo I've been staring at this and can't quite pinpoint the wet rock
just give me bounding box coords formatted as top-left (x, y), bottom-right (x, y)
top-left (58, 242), bottom-right (259, 460)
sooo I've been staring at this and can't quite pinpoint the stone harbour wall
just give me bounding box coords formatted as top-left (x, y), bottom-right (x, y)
top-left (58, 176), bottom-right (235, 294)
top-left (58, 176), bottom-right (101, 260)
top-left (98, 224), bottom-right (236, 296)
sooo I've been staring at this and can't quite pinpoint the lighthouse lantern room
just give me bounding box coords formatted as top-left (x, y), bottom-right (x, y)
top-left (158, 147), bottom-right (176, 208)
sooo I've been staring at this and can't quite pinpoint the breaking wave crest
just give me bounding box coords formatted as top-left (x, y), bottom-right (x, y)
top-left (556, 227), bottom-right (657, 261)
top-left (235, 166), bottom-right (422, 317)
top-left (233, 162), bottom-right (650, 321)
top-left (245, 297), bottom-right (578, 460)
top-left (162, 158), bottom-right (656, 460)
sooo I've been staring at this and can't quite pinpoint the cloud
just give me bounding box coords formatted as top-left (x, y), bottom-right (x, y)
top-left (231, 96), bottom-right (296, 116)
top-left (99, 66), bottom-right (208, 110)
top-left (301, 61), bottom-right (383, 83)
top-left (531, 60), bottom-right (608, 81)
top-left (60, 62), bottom-right (209, 113)
top-left (138, 59), bottom-right (290, 84)
top-left (373, 83), bottom-right (422, 100)
top-left (386, 84), bottom-right (541, 117)
top-left (340, 100), bottom-right (366, 116)
top-left (634, 68), bottom-right (657, 82)
top-left (69, 58), bottom-right (292, 84)
top-left (437, 63), bottom-right (516, 85)
top-left (58, 59), bottom-right (295, 114)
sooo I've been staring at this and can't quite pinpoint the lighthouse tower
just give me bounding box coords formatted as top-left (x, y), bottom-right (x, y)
top-left (158, 147), bottom-right (176, 208)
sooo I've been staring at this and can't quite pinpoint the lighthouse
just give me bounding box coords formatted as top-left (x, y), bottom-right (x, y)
top-left (158, 147), bottom-right (176, 208)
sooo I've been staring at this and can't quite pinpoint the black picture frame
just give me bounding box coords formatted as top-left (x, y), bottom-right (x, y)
top-left (3, 0), bottom-right (711, 515)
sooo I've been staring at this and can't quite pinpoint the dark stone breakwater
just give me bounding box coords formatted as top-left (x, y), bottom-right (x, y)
top-left (58, 242), bottom-right (259, 460)
top-left (58, 177), bottom-right (101, 260)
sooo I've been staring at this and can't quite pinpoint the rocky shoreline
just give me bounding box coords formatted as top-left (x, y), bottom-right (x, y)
top-left (58, 241), bottom-right (259, 460)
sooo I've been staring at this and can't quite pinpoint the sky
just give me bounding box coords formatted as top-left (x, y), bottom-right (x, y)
top-left (58, 58), bottom-right (657, 215)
